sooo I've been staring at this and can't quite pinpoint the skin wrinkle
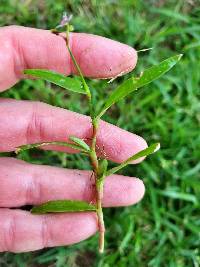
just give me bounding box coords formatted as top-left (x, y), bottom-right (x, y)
top-left (12, 28), bottom-right (25, 80)
top-left (9, 26), bottom-right (29, 77)
top-left (26, 103), bottom-right (41, 144)
top-left (26, 102), bottom-right (67, 145)
top-left (27, 168), bottom-right (42, 205)
top-left (0, 35), bottom-right (14, 89)
top-left (47, 107), bottom-right (55, 140)
top-left (41, 215), bottom-right (50, 249)
top-left (5, 213), bottom-right (16, 252)
top-left (0, 100), bottom-right (24, 151)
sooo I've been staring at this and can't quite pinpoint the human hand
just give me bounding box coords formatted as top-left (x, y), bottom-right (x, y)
top-left (0, 26), bottom-right (147, 253)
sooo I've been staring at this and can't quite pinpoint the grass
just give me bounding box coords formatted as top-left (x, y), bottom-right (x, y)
top-left (0, 0), bottom-right (200, 266)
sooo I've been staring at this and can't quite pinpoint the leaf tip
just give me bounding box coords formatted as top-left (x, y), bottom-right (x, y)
top-left (15, 147), bottom-right (21, 154)
top-left (69, 135), bottom-right (75, 141)
top-left (31, 205), bottom-right (46, 214)
top-left (154, 143), bottom-right (161, 153)
top-left (23, 69), bottom-right (29, 74)
top-left (178, 54), bottom-right (183, 61)
top-left (30, 208), bottom-right (36, 214)
top-left (30, 207), bottom-right (42, 214)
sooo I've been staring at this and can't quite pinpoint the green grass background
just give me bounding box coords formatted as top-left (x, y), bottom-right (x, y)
top-left (0, 0), bottom-right (200, 266)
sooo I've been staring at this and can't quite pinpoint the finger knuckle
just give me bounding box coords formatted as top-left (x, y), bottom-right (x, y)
top-left (26, 169), bottom-right (42, 204)
top-left (0, 214), bottom-right (17, 252)
top-left (26, 102), bottom-right (52, 143)
top-left (41, 216), bottom-right (51, 248)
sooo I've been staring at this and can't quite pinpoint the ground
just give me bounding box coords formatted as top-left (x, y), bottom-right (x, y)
top-left (0, 0), bottom-right (199, 266)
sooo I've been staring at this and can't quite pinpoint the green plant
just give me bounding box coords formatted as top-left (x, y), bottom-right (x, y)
top-left (15, 14), bottom-right (182, 253)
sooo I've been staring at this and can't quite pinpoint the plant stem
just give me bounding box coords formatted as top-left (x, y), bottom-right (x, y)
top-left (96, 176), bottom-right (105, 253)
top-left (65, 26), bottom-right (91, 101)
top-left (63, 27), bottom-right (105, 252)
top-left (89, 118), bottom-right (105, 253)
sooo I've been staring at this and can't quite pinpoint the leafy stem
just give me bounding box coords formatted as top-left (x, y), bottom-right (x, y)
top-left (64, 25), bottom-right (106, 252)
top-left (17, 14), bottom-right (182, 254)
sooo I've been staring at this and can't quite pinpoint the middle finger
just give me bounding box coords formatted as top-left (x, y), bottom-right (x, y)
top-left (0, 98), bottom-right (147, 163)
top-left (0, 157), bottom-right (145, 208)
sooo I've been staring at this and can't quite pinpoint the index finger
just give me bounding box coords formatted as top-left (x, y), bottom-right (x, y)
top-left (0, 26), bottom-right (137, 91)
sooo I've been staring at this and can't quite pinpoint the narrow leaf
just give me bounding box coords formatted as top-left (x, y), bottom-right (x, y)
top-left (15, 141), bottom-right (87, 154)
top-left (107, 143), bottom-right (160, 176)
top-left (97, 54), bottom-right (182, 118)
top-left (24, 69), bottom-right (85, 94)
top-left (69, 136), bottom-right (90, 152)
top-left (124, 143), bottom-right (160, 163)
top-left (31, 200), bottom-right (96, 214)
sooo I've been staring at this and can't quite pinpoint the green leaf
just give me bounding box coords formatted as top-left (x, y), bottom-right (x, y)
top-left (106, 143), bottom-right (160, 176)
top-left (31, 200), bottom-right (96, 214)
top-left (24, 69), bottom-right (86, 94)
top-left (69, 136), bottom-right (90, 152)
top-left (15, 141), bottom-right (87, 154)
top-left (97, 54), bottom-right (183, 118)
